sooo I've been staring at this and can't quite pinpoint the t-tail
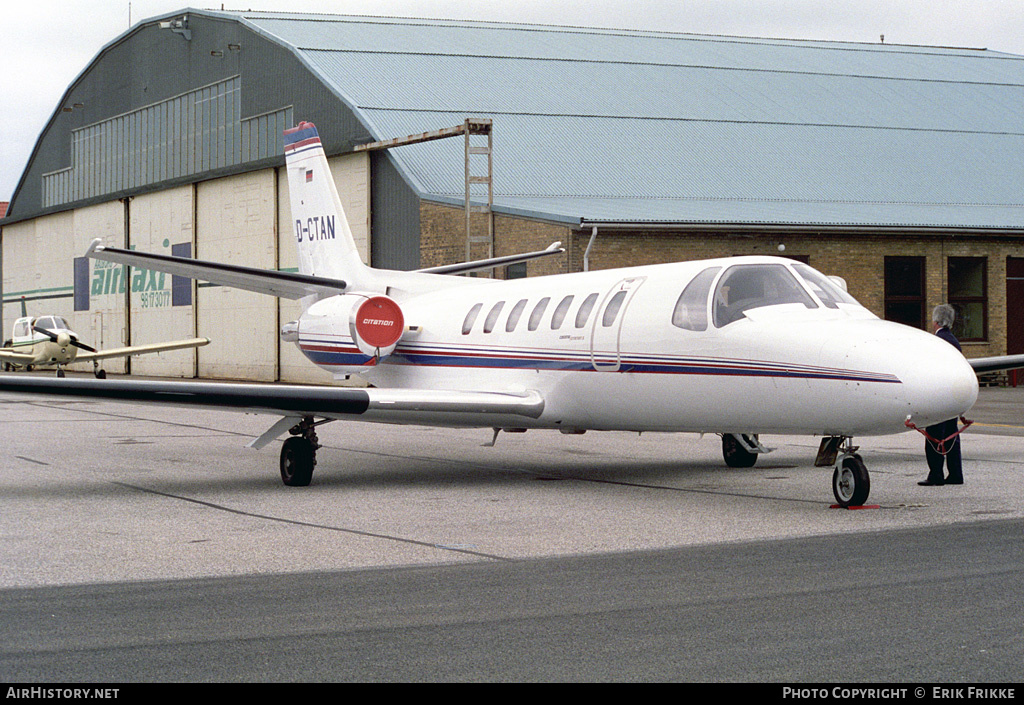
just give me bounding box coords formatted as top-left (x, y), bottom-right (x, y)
top-left (284, 122), bottom-right (371, 289)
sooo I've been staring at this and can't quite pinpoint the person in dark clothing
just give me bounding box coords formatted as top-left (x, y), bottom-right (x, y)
top-left (919, 304), bottom-right (965, 486)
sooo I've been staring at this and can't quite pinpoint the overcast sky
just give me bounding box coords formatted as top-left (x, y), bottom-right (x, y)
top-left (3, 0), bottom-right (1023, 204)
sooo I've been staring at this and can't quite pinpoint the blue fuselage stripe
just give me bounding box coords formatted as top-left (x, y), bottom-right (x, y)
top-left (297, 338), bottom-right (899, 383)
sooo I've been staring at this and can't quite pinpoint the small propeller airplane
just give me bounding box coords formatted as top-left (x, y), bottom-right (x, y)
top-left (1, 302), bottom-right (209, 378)
top-left (2, 121), bottom-right (1022, 506)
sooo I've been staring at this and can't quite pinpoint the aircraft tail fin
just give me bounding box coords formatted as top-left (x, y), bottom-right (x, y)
top-left (283, 122), bottom-right (370, 288)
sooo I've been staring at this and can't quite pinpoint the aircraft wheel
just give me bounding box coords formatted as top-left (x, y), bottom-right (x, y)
top-left (95, 369), bottom-right (107, 379)
top-left (280, 436), bottom-right (315, 487)
top-left (832, 455), bottom-right (870, 507)
top-left (56, 368), bottom-right (65, 378)
top-left (722, 433), bottom-right (758, 468)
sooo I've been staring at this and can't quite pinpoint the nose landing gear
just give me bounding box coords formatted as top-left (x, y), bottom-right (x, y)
top-left (832, 452), bottom-right (870, 507)
top-left (818, 436), bottom-right (870, 507)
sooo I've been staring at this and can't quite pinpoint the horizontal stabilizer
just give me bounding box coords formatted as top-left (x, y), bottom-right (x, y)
top-left (86, 239), bottom-right (348, 300)
top-left (417, 242), bottom-right (564, 275)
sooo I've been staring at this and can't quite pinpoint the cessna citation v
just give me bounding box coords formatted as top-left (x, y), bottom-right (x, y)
top-left (2, 122), bottom-right (1020, 507)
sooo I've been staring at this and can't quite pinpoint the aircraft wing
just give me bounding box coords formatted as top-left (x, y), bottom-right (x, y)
top-left (0, 349), bottom-right (36, 366)
top-left (74, 337), bottom-right (211, 362)
top-left (0, 376), bottom-right (545, 430)
top-left (969, 354), bottom-right (1024, 374)
top-left (86, 239), bottom-right (348, 300)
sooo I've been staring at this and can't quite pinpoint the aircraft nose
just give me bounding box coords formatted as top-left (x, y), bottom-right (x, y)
top-left (895, 332), bottom-right (978, 427)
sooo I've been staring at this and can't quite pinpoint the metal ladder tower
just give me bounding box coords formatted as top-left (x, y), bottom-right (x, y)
top-left (463, 118), bottom-right (493, 265)
top-left (354, 117), bottom-right (495, 274)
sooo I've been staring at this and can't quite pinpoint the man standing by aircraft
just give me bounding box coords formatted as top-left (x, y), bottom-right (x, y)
top-left (919, 304), bottom-right (965, 486)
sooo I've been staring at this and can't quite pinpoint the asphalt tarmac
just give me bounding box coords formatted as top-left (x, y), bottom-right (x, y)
top-left (0, 378), bottom-right (1021, 681)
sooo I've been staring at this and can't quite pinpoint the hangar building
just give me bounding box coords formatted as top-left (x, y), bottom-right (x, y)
top-left (3, 9), bottom-right (1023, 382)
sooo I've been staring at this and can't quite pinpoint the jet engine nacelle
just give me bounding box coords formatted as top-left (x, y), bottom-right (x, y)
top-left (286, 293), bottom-right (406, 373)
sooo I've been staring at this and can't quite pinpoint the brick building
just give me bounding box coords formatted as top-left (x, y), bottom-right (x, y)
top-left (2, 9), bottom-right (1022, 380)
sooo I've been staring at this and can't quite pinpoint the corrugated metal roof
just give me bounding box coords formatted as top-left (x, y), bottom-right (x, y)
top-left (229, 10), bottom-right (1024, 229)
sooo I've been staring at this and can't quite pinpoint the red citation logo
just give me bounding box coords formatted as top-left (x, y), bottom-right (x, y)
top-left (354, 296), bottom-right (404, 349)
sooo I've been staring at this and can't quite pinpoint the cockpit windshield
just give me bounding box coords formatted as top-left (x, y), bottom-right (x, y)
top-left (792, 264), bottom-right (859, 309)
top-left (713, 264), bottom-right (817, 327)
top-left (33, 316), bottom-right (70, 331)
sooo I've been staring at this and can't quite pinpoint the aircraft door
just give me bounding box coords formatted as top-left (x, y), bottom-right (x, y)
top-left (590, 277), bottom-right (646, 371)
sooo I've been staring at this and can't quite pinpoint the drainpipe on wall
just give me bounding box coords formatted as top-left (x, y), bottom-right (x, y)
top-left (583, 225), bottom-right (598, 272)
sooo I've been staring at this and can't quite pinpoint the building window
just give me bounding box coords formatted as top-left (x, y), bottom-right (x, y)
top-left (505, 262), bottom-right (528, 279)
top-left (948, 257), bottom-right (987, 341)
top-left (884, 257), bottom-right (925, 329)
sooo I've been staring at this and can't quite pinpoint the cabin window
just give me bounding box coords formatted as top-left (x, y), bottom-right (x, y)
top-left (506, 299), bottom-right (529, 332)
top-left (575, 293), bottom-right (600, 328)
top-left (713, 264), bottom-right (816, 327)
top-left (602, 290), bottom-right (628, 327)
top-left (551, 295), bottom-right (574, 329)
top-left (672, 267), bottom-right (720, 331)
top-left (462, 303), bottom-right (483, 334)
top-left (528, 297), bottom-right (550, 331)
top-left (14, 320), bottom-right (30, 338)
top-left (793, 264), bottom-right (857, 309)
top-left (483, 302), bottom-right (505, 333)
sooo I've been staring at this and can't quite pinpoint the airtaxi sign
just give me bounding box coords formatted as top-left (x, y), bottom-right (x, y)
top-left (92, 259), bottom-right (170, 308)
top-left (90, 241), bottom-right (188, 309)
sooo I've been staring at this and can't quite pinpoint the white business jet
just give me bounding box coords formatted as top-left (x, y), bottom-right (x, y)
top-left (2, 122), bottom-right (1021, 506)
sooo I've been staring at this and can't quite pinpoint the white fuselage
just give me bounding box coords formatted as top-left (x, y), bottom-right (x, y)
top-left (294, 256), bottom-right (979, 437)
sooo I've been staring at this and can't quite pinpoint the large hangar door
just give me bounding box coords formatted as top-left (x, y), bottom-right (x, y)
top-left (128, 186), bottom-right (197, 377)
top-left (278, 152), bottom-right (371, 384)
top-left (3, 214), bottom-right (74, 356)
top-left (71, 201), bottom-right (128, 375)
top-left (197, 171), bottom-right (278, 381)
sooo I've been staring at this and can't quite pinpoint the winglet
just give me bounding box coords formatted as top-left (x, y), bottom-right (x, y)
top-left (86, 238), bottom-right (105, 256)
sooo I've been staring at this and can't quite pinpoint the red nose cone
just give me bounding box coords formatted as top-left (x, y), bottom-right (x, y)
top-left (354, 296), bottom-right (404, 349)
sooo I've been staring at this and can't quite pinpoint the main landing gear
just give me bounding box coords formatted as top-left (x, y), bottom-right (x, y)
top-left (279, 416), bottom-right (331, 486)
top-left (721, 433), bottom-right (768, 468)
